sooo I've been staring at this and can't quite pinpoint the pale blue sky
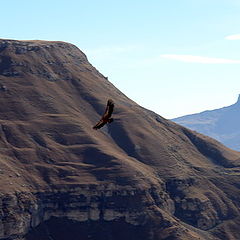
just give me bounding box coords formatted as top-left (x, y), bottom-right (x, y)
top-left (1, 0), bottom-right (240, 118)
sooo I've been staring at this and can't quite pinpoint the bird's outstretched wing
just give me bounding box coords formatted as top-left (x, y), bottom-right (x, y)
top-left (93, 99), bottom-right (114, 130)
top-left (93, 119), bottom-right (106, 130)
top-left (103, 99), bottom-right (114, 119)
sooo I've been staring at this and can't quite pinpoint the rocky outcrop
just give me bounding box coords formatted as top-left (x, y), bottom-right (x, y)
top-left (166, 177), bottom-right (239, 231)
top-left (0, 184), bottom-right (176, 240)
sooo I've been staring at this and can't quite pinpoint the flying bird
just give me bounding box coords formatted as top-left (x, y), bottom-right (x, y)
top-left (93, 99), bottom-right (114, 130)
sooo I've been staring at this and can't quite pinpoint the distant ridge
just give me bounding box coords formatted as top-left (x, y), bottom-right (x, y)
top-left (172, 95), bottom-right (240, 151)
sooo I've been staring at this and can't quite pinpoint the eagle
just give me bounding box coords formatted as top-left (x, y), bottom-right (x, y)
top-left (93, 99), bottom-right (114, 130)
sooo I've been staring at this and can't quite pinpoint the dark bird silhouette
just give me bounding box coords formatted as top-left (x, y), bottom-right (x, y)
top-left (93, 99), bottom-right (114, 130)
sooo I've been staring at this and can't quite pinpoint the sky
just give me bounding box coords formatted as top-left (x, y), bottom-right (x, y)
top-left (1, 0), bottom-right (240, 118)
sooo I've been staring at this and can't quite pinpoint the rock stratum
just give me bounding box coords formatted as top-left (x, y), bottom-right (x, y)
top-left (0, 39), bottom-right (240, 240)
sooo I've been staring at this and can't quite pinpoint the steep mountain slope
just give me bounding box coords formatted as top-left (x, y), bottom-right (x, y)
top-left (172, 96), bottom-right (240, 151)
top-left (0, 39), bottom-right (240, 240)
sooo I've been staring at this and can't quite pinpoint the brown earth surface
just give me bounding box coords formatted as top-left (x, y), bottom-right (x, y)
top-left (0, 39), bottom-right (240, 240)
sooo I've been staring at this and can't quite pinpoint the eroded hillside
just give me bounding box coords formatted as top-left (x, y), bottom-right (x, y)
top-left (0, 39), bottom-right (240, 240)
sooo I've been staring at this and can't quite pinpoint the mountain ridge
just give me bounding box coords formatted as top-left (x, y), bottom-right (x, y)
top-left (0, 39), bottom-right (240, 240)
top-left (172, 95), bottom-right (240, 151)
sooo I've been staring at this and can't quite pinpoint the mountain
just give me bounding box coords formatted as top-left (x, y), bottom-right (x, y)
top-left (0, 39), bottom-right (240, 240)
top-left (172, 96), bottom-right (240, 151)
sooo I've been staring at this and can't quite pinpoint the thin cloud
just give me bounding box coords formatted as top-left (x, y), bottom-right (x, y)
top-left (161, 54), bottom-right (240, 64)
top-left (225, 34), bottom-right (240, 40)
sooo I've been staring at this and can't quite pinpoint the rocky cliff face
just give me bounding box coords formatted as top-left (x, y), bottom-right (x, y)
top-left (0, 39), bottom-right (240, 240)
top-left (2, 184), bottom-right (175, 240)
